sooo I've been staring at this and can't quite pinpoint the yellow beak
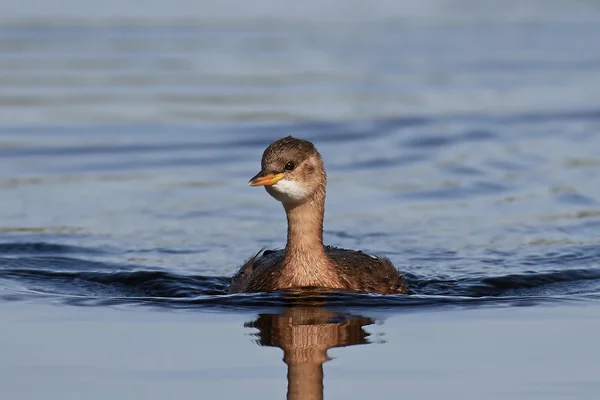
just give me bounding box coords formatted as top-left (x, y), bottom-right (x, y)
top-left (248, 171), bottom-right (284, 187)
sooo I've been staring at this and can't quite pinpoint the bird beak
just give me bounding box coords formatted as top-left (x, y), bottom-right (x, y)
top-left (248, 171), bottom-right (285, 186)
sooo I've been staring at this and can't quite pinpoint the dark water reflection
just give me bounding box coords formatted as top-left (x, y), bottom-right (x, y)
top-left (247, 307), bottom-right (373, 400)
top-left (2, 241), bottom-right (600, 310)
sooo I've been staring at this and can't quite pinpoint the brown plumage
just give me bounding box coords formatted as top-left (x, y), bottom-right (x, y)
top-left (228, 136), bottom-right (407, 295)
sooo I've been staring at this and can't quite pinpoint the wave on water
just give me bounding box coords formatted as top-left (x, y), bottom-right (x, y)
top-left (1, 242), bottom-right (600, 312)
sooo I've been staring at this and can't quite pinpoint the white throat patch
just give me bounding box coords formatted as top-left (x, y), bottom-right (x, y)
top-left (268, 179), bottom-right (309, 203)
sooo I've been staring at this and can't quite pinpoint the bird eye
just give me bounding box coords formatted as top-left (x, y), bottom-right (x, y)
top-left (284, 161), bottom-right (295, 171)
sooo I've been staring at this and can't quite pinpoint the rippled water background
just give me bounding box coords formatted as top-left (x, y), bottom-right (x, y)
top-left (2, 1), bottom-right (600, 399)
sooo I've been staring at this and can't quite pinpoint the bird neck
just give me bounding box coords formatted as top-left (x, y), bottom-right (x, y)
top-left (284, 190), bottom-right (326, 256)
top-left (281, 186), bottom-right (333, 285)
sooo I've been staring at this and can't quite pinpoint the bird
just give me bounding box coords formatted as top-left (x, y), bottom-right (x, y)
top-left (228, 136), bottom-right (406, 295)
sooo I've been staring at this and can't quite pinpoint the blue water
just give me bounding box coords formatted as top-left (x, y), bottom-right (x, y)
top-left (2, 1), bottom-right (600, 399)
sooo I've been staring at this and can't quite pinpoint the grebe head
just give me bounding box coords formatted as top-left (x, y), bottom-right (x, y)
top-left (248, 136), bottom-right (326, 206)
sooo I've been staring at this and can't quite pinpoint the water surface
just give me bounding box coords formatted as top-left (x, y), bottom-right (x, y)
top-left (2, 1), bottom-right (600, 399)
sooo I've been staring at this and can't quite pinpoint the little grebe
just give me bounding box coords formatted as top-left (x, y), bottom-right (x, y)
top-left (228, 136), bottom-right (406, 295)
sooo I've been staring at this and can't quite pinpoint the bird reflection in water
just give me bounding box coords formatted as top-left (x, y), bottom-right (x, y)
top-left (245, 307), bottom-right (375, 400)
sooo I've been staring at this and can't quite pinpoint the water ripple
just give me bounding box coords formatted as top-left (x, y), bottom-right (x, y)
top-left (1, 242), bottom-right (599, 312)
